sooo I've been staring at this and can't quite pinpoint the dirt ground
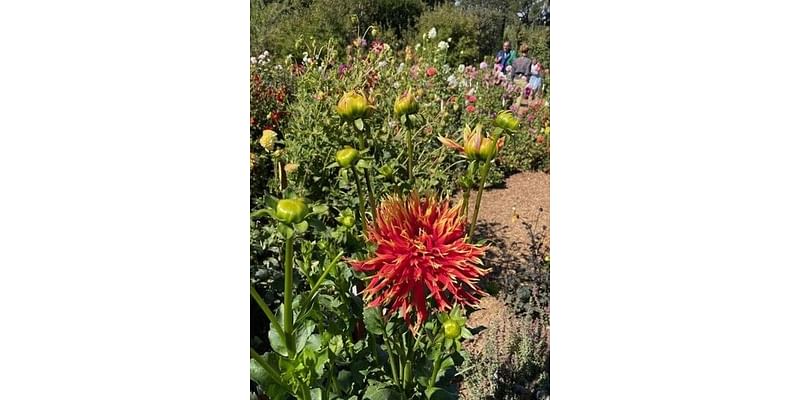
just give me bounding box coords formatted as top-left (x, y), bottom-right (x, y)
top-left (459, 171), bottom-right (551, 398)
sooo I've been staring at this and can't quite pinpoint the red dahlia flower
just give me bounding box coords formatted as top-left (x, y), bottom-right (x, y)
top-left (349, 194), bottom-right (489, 333)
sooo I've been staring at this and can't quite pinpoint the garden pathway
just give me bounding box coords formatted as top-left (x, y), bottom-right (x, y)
top-left (459, 170), bottom-right (551, 399)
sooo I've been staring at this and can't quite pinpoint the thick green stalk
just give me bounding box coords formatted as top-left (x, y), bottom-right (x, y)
top-left (467, 134), bottom-right (502, 241)
top-left (467, 161), bottom-right (490, 241)
top-left (351, 166), bottom-right (369, 238)
top-left (283, 234), bottom-right (296, 357)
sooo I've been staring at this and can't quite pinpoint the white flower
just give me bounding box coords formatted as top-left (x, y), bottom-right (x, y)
top-left (250, 57), bottom-right (257, 64)
top-left (437, 41), bottom-right (449, 51)
top-left (447, 74), bottom-right (457, 86)
top-left (415, 43), bottom-right (421, 51)
top-left (258, 60), bottom-right (266, 65)
top-left (427, 27), bottom-right (437, 39)
top-left (397, 63), bottom-right (405, 73)
top-left (378, 61), bottom-right (387, 68)
top-left (393, 81), bottom-right (401, 88)
top-left (458, 64), bottom-right (465, 73)
top-left (447, 37), bottom-right (452, 43)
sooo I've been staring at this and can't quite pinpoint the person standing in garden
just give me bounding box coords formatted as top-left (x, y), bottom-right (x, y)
top-left (511, 44), bottom-right (533, 84)
top-left (495, 41), bottom-right (514, 71)
top-left (529, 57), bottom-right (545, 99)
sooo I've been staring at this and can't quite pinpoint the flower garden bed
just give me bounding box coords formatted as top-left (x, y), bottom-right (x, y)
top-left (250, 31), bottom-right (549, 400)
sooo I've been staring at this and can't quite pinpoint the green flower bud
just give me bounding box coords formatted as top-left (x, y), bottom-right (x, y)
top-left (443, 319), bottom-right (461, 339)
top-left (340, 215), bottom-right (356, 228)
top-left (335, 146), bottom-right (360, 168)
top-left (275, 198), bottom-right (309, 224)
top-left (393, 90), bottom-right (419, 117)
top-left (378, 164), bottom-right (395, 179)
top-left (493, 110), bottom-right (520, 131)
top-left (336, 91), bottom-right (370, 121)
top-left (478, 139), bottom-right (497, 161)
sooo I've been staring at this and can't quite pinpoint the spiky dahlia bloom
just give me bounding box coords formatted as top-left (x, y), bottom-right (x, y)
top-left (349, 194), bottom-right (489, 333)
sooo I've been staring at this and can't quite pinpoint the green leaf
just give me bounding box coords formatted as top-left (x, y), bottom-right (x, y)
top-left (312, 204), bottom-right (329, 215)
top-left (277, 224), bottom-right (294, 239)
top-left (337, 369), bottom-right (354, 392)
top-left (249, 358), bottom-right (270, 388)
top-left (268, 323), bottom-right (289, 357)
top-left (363, 307), bottom-right (384, 336)
top-left (251, 209), bottom-right (272, 219)
top-left (294, 319), bottom-right (316, 353)
top-left (354, 118), bottom-right (365, 131)
top-left (425, 387), bottom-right (456, 400)
top-left (310, 388), bottom-right (322, 400)
top-left (364, 383), bottom-right (401, 400)
top-left (294, 220), bottom-right (309, 234)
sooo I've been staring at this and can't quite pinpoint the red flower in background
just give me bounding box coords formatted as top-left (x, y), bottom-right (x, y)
top-left (349, 194), bottom-right (489, 333)
top-left (466, 95), bottom-right (477, 103)
top-left (466, 105), bottom-right (476, 113)
top-left (426, 67), bottom-right (438, 77)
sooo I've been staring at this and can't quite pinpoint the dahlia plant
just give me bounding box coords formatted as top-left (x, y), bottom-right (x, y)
top-left (350, 193), bottom-right (489, 397)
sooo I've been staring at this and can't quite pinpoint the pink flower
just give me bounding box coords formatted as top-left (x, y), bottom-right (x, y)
top-left (466, 105), bottom-right (476, 113)
top-left (426, 67), bottom-right (438, 77)
top-left (466, 95), bottom-right (477, 103)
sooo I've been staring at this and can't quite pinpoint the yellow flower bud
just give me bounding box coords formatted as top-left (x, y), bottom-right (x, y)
top-left (336, 91), bottom-right (370, 121)
top-left (393, 90), bottom-right (419, 117)
top-left (493, 110), bottom-right (520, 131)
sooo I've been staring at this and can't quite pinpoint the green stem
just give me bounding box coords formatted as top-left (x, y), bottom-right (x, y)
top-left (250, 348), bottom-right (291, 392)
top-left (403, 333), bottom-right (414, 392)
top-left (396, 332), bottom-right (407, 387)
top-left (358, 129), bottom-right (378, 222)
top-left (300, 252), bottom-right (344, 312)
top-left (363, 168), bottom-right (378, 221)
top-left (385, 338), bottom-right (401, 388)
top-left (467, 161), bottom-right (490, 241)
top-left (351, 166), bottom-right (369, 238)
top-left (467, 134), bottom-right (501, 241)
top-left (405, 124), bottom-right (414, 185)
top-left (250, 285), bottom-right (286, 345)
top-left (284, 234), bottom-right (296, 357)
top-left (461, 187), bottom-right (471, 220)
top-left (428, 337), bottom-right (446, 387)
